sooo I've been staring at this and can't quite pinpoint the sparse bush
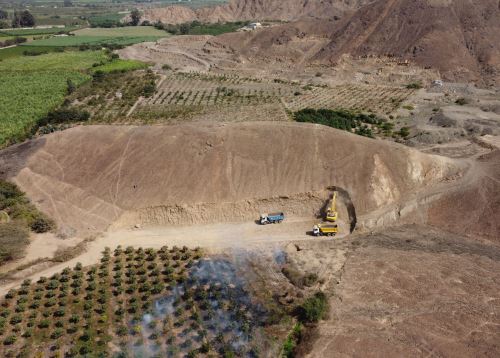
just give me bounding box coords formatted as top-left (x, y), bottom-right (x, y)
top-left (0, 223), bottom-right (30, 265)
top-left (297, 291), bottom-right (328, 323)
top-left (406, 82), bottom-right (422, 89)
top-left (398, 126), bottom-right (411, 138)
top-left (3, 335), bottom-right (16, 345)
top-left (455, 97), bottom-right (468, 106)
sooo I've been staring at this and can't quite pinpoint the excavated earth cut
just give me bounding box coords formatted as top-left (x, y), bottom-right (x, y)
top-left (0, 122), bottom-right (460, 236)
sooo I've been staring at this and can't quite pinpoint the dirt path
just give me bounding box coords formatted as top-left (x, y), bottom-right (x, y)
top-left (0, 217), bottom-right (348, 296)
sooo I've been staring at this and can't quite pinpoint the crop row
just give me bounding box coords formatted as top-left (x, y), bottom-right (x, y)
top-left (0, 246), bottom-right (265, 357)
top-left (284, 85), bottom-right (414, 113)
top-left (146, 87), bottom-right (280, 107)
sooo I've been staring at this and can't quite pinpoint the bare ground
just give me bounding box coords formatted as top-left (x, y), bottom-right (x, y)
top-left (303, 226), bottom-right (500, 357)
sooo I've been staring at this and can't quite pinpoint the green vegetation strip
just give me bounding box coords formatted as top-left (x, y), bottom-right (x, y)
top-left (0, 180), bottom-right (54, 265)
top-left (0, 27), bottom-right (78, 37)
top-left (294, 108), bottom-right (382, 138)
top-left (91, 58), bottom-right (148, 73)
top-left (22, 35), bottom-right (161, 47)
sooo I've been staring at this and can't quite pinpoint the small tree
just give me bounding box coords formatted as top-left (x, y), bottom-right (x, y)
top-left (130, 9), bottom-right (141, 26)
top-left (0, 9), bottom-right (8, 20)
top-left (297, 291), bottom-right (328, 323)
top-left (180, 23), bottom-right (190, 35)
top-left (12, 10), bottom-right (35, 28)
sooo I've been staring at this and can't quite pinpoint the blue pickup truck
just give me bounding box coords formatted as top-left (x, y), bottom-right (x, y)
top-left (259, 212), bottom-right (285, 225)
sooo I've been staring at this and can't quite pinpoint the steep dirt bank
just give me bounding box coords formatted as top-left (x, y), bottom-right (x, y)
top-left (0, 122), bottom-right (459, 236)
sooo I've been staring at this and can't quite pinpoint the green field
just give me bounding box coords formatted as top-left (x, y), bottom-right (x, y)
top-left (22, 35), bottom-right (160, 47)
top-left (0, 45), bottom-right (63, 60)
top-left (0, 27), bottom-right (78, 37)
top-left (73, 26), bottom-right (168, 37)
top-left (92, 58), bottom-right (148, 73)
top-left (0, 50), bottom-right (137, 147)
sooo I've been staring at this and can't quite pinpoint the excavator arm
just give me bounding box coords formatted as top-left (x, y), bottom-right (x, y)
top-left (326, 191), bottom-right (338, 222)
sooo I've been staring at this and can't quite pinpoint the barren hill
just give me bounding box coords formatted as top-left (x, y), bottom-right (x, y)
top-left (0, 122), bottom-right (459, 236)
top-left (142, 0), bottom-right (372, 24)
top-left (154, 0), bottom-right (500, 85)
top-left (314, 0), bottom-right (500, 85)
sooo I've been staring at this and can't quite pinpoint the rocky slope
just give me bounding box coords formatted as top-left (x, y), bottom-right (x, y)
top-left (314, 0), bottom-right (500, 85)
top-left (142, 0), bottom-right (372, 24)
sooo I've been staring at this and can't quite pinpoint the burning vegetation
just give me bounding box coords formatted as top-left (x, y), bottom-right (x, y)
top-left (0, 245), bottom-right (326, 357)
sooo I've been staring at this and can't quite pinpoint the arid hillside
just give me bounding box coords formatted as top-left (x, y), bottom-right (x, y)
top-left (148, 0), bottom-right (500, 85)
top-left (313, 0), bottom-right (500, 85)
top-left (142, 0), bottom-right (372, 24)
top-left (0, 122), bottom-right (459, 236)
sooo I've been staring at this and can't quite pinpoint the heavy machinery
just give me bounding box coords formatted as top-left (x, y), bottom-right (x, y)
top-left (326, 191), bottom-right (338, 222)
top-left (313, 223), bottom-right (338, 236)
top-left (260, 212), bottom-right (285, 225)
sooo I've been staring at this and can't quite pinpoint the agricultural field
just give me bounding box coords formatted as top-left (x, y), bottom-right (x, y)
top-left (0, 27), bottom-right (169, 49)
top-left (0, 45), bottom-right (62, 60)
top-left (283, 84), bottom-right (416, 114)
top-left (23, 34), bottom-right (164, 48)
top-left (67, 70), bottom-right (417, 126)
top-left (73, 26), bottom-right (168, 37)
top-left (0, 246), bottom-right (275, 357)
top-left (0, 50), bottom-right (145, 147)
top-left (0, 27), bottom-right (78, 37)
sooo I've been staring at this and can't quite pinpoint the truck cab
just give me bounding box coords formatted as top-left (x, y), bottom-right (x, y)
top-left (260, 212), bottom-right (284, 225)
top-left (313, 223), bottom-right (338, 236)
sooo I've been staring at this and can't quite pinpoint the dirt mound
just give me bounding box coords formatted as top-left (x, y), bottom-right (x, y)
top-left (142, 0), bottom-right (371, 25)
top-left (314, 0), bottom-right (500, 85)
top-left (0, 122), bottom-right (458, 236)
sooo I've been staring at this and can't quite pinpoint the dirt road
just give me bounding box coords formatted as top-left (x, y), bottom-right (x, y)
top-left (0, 217), bottom-right (347, 296)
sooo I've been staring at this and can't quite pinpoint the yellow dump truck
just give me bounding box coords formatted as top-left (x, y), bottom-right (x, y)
top-left (313, 223), bottom-right (338, 237)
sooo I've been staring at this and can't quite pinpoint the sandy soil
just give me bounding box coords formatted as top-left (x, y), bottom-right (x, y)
top-left (0, 217), bottom-right (345, 297)
top-left (303, 226), bottom-right (500, 357)
top-left (0, 122), bottom-right (460, 238)
top-left (0, 233), bottom-right (81, 275)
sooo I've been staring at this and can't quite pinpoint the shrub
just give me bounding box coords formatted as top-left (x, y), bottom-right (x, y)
top-left (10, 314), bottom-right (22, 325)
top-left (51, 328), bottom-right (64, 339)
top-left (398, 126), bottom-right (411, 138)
top-left (40, 108), bottom-right (90, 126)
top-left (297, 292), bottom-right (328, 323)
top-left (455, 97), bottom-right (468, 106)
top-left (0, 222), bottom-right (30, 264)
top-left (38, 319), bottom-right (50, 328)
top-left (30, 214), bottom-right (55, 233)
top-left (406, 82), bottom-right (422, 89)
top-left (3, 335), bottom-right (16, 345)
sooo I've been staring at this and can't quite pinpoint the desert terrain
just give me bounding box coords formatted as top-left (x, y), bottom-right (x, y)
top-left (0, 0), bottom-right (499, 357)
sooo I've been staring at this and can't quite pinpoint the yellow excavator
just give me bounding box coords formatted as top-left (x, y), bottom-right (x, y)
top-left (326, 191), bottom-right (338, 222)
